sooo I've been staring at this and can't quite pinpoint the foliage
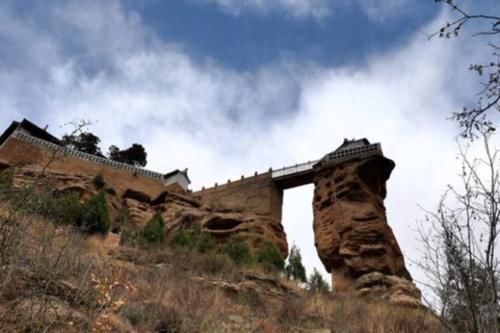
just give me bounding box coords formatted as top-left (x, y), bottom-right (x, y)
top-left (169, 226), bottom-right (215, 253)
top-left (308, 268), bottom-right (329, 293)
top-left (39, 191), bottom-right (83, 225)
top-left (285, 244), bottom-right (307, 283)
top-left (170, 230), bottom-right (196, 249)
top-left (196, 231), bottom-right (216, 253)
top-left (255, 242), bottom-right (285, 272)
top-left (418, 132), bottom-right (500, 333)
top-left (108, 143), bottom-right (147, 167)
top-left (75, 190), bottom-right (111, 234)
top-left (93, 173), bottom-right (106, 189)
top-left (140, 213), bottom-right (165, 244)
top-left (62, 131), bottom-right (103, 156)
top-left (433, 1), bottom-right (500, 138)
top-left (0, 168), bottom-right (14, 196)
top-left (221, 235), bottom-right (254, 266)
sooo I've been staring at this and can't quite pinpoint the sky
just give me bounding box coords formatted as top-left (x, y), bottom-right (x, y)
top-left (0, 0), bottom-right (498, 303)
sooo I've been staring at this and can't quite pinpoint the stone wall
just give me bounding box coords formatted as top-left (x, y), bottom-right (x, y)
top-left (0, 135), bottom-right (167, 198)
top-left (193, 172), bottom-right (283, 222)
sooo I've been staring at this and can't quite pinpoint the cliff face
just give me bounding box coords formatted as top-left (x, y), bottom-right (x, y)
top-left (312, 155), bottom-right (421, 306)
top-left (1, 132), bottom-right (421, 306)
top-left (7, 164), bottom-right (288, 256)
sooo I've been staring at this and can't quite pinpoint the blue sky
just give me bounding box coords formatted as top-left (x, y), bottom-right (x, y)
top-left (121, 1), bottom-right (437, 70)
top-left (0, 0), bottom-right (498, 303)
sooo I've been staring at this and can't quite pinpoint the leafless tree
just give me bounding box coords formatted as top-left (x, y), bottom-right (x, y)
top-left (418, 130), bottom-right (499, 332)
top-left (433, 0), bottom-right (499, 139)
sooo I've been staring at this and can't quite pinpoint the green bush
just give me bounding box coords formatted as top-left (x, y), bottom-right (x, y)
top-left (120, 227), bottom-right (138, 245)
top-left (221, 235), bottom-right (254, 266)
top-left (93, 173), bottom-right (106, 189)
top-left (285, 244), bottom-right (307, 282)
top-left (308, 268), bottom-right (330, 293)
top-left (256, 242), bottom-right (285, 271)
top-left (170, 230), bottom-right (197, 249)
top-left (196, 231), bottom-right (215, 253)
top-left (76, 190), bottom-right (111, 234)
top-left (169, 227), bottom-right (215, 253)
top-left (140, 214), bottom-right (165, 243)
top-left (38, 192), bottom-right (83, 225)
top-left (0, 168), bottom-right (14, 195)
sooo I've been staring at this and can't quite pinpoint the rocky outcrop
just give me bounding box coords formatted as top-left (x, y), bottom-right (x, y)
top-left (312, 155), bottom-right (421, 306)
top-left (355, 272), bottom-right (422, 307)
top-left (4, 165), bottom-right (287, 257)
top-left (151, 196), bottom-right (288, 256)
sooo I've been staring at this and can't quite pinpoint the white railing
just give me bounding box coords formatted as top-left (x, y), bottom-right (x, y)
top-left (12, 130), bottom-right (165, 180)
top-left (271, 160), bottom-right (318, 179)
top-left (321, 143), bottom-right (382, 164)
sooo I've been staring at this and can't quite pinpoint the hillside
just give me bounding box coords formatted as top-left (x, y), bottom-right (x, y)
top-left (0, 165), bottom-right (446, 333)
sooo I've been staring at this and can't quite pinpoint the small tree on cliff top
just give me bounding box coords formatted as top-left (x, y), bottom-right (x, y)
top-left (62, 132), bottom-right (103, 156)
top-left (108, 143), bottom-right (147, 167)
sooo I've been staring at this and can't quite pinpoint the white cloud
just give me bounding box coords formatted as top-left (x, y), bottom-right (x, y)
top-left (0, 1), bottom-right (493, 296)
top-left (198, 0), bottom-right (413, 21)
top-left (199, 0), bottom-right (330, 19)
top-left (351, 0), bottom-right (410, 22)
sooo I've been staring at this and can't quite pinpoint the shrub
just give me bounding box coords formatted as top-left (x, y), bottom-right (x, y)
top-left (256, 242), bottom-right (285, 271)
top-left (221, 235), bottom-right (254, 266)
top-left (120, 227), bottom-right (138, 245)
top-left (308, 268), bottom-right (329, 293)
top-left (140, 213), bottom-right (165, 243)
top-left (93, 173), bottom-right (105, 189)
top-left (196, 231), bottom-right (215, 253)
top-left (170, 230), bottom-right (197, 249)
top-left (120, 302), bottom-right (182, 332)
top-left (285, 244), bottom-right (307, 282)
top-left (39, 192), bottom-right (83, 225)
top-left (0, 168), bottom-right (14, 195)
top-left (169, 227), bottom-right (215, 253)
top-left (76, 190), bottom-right (111, 234)
top-left (194, 252), bottom-right (234, 276)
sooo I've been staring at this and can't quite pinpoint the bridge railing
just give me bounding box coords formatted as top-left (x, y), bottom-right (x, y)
top-left (12, 130), bottom-right (165, 180)
top-left (271, 160), bottom-right (318, 179)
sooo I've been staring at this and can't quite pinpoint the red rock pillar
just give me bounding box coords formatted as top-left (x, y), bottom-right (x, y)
top-left (312, 155), bottom-right (421, 306)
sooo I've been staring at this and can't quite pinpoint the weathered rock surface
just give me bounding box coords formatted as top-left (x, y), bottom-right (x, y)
top-left (4, 165), bottom-right (287, 256)
top-left (355, 272), bottom-right (422, 307)
top-left (312, 155), bottom-right (421, 306)
top-left (153, 198), bottom-right (288, 256)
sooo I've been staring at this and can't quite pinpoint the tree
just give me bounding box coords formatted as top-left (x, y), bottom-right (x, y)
top-left (433, 1), bottom-right (499, 138)
top-left (255, 242), bottom-right (285, 271)
top-left (308, 268), bottom-right (329, 293)
top-left (107, 143), bottom-right (147, 167)
top-left (140, 213), bottom-right (165, 243)
top-left (418, 130), bottom-right (499, 333)
top-left (62, 131), bottom-right (103, 156)
top-left (285, 244), bottom-right (307, 282)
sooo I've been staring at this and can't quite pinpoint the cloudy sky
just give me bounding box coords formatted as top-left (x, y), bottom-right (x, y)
top-left (0, 0), bottom-right (498, 301)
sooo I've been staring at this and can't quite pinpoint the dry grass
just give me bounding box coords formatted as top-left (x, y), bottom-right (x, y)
top-left (0, 197), bottom-right (447, 333)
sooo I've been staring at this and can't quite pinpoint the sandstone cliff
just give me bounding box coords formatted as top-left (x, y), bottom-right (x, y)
top-left (313, 155), bottom-right (421, 306)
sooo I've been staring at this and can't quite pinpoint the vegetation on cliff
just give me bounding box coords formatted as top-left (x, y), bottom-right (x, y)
top-left (0, 168), bottom-right (444, 332)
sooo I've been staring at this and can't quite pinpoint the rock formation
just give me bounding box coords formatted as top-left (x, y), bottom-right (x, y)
top-left (312, 155), bottom-right (421, 306)
top-left (0, 122), bottom-right (422, 306)
top-left (5, 164), bottom-right (287, 256)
